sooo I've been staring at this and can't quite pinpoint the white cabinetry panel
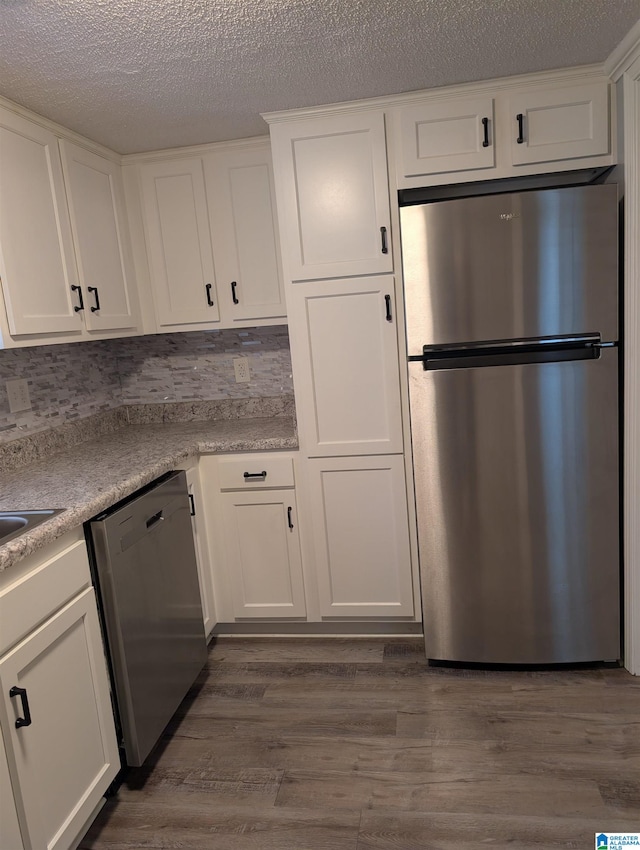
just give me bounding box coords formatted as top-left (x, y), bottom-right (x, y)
top-left (139, 157), bottom-right (220, 327)
top-left (393, 76), bottom-right (613, 188)
top-left (60, 140), bottom-right (138, 332)
top-left (185, 466), bottom-right (216, 637)
top-left (509, 82), bottom-right (610, 165)
top-left (222, 491), bottom-right (306, 619)
top-left (0, 726), bottom-right (23, 850)
top-left (205, 144), bottom-right (285, 322)
top-left (270, 111), bottom-right (392, 280)
top-left (0, 588), bottom-right (119, 850)
top-left (308, 455), bottom-right (414, 618)
top-left (398, 96), bottom-right (495, 177)
top-left (0, 110), bottom-right (80, 336)
top-left (289, 276), bottom-right (403, 456)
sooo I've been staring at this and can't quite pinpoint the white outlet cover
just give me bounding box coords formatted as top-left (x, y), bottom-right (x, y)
top-left (233, 357), bottom-right (251, 383)
top-left (6, 378), bottom-right (32, 413)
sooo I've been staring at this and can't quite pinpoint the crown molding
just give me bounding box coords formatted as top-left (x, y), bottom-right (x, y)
top-left (121, 134), bottom-right (271, 164)
top-left (0, 93), bottom-right (122, 162)
top-left (605, 18), bottom-right (640, 80)
top-left (262, 64), bottom-right (607, 124)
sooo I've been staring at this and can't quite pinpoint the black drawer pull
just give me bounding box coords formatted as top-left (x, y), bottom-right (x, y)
top-left (231, 281), bottom-right (239, 305)
top-left (10, 686), bottom-right (32, 728)
top-left (482, 116), bottom-right (490, 147)
top-left (188, 494), bottom-right (196, 516)
top-left (205, 283), bottom-right (214, 307)
top-left (516, 113), bottom-right (525, 144)
top-left (244, 471), bottom-right (267, 480)
top-left (380, 226), bottom-right (388, 254)
top-left (88, 286), bottom-right (101, 312)
top-left (287, 506), bottom-right (294, 530)
top-left (71, 284), bottom-right (84, 312)
top-left (385, 293), bottom-right (392, 322)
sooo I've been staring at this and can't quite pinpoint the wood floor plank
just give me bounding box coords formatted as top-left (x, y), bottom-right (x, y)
top-left (81, 798), bottom-right (360, 849)
top-left (116, 765), bottom-right (284, 804)
top-left (356, 810), bottom-right (640, 849)
top-left (396, 707), bottom-right (638, 750)
top-left (209, 637), bottom-right (387, 663)
top-left (430, 736), bottom-right (640, 783)
top-left (275, 768), bottom-right (609, 817)
top-left (167, 705), bottom-right (399, 739)
top-left (201, 661), bottom-right (359, 683)
top-left (148, 734), bottom-right (434, 774)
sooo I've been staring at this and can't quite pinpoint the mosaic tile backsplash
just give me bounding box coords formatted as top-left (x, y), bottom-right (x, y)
top-left (0, 327), bottom-right (292, 442)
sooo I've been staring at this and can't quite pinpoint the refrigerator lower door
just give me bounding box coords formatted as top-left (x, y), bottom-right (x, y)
top-left (409, 348), bottom-right (620, 664)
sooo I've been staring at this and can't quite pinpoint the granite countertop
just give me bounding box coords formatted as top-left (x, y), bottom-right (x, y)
top-left (0, 417), bottom-right (297, 572)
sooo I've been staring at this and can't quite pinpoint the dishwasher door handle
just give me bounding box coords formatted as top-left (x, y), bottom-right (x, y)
top-left (146, 510), bottom-right (164, 529)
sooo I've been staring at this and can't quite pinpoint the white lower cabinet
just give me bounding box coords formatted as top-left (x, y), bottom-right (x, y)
top-left (200, 453), bottom-right (306, 621)
top-left (306, 455), bottom-right (414, 619)
top-left (222, 490), bottom-right (306, 619)
top-left (185, 465), bottom-right (217, 636)
top-left (0, 534), bottom-right (119, 850)
top-left (0, 724), bottom-right (23, 850)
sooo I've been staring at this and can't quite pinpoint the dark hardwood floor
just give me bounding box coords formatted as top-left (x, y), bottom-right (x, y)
top-left (80, 638), bottom-right (640, 849)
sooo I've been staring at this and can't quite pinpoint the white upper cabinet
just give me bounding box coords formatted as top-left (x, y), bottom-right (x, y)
top-left (139, 156), bottom-right (220, 328)
top-left (288, 276), bottom-right (403, 457)
top-left (393, 75), bottom-right (614, 188)
top-left (204, 142), bottom-right (286, 322)
top-left (398, 96), bottom-right (496, 178)
top-left (60, 140), bottom-right (138, 332)
top-left (137, 142), bottom-right (286, 331)
top-left (508, 81), bottom-right (610, 166)
top-left (269, 111), bottom-right (393, 281)
top-left (0, 109), bottom-right (81, 336)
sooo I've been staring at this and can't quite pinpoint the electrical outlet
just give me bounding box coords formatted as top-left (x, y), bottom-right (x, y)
top-left (6, 379), bottom-right (31, 413)
top-left (233, 357), bottom-right (250, 383)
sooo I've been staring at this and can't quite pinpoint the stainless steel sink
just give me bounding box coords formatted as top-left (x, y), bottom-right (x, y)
top-left (0, 510), bottom-right (63, 545)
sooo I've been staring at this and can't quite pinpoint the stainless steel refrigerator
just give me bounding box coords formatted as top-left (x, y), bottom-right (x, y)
top-left (400, 183), bottom-right (620, 664)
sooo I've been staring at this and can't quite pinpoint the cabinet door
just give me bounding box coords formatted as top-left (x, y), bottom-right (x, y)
top-left (205, 143), bottom-right (286, 322)
top-left (289, 276), bottom-right (403, 457)
top-left (139, 157), bottom-right (220, 327)
top-left (222, 491), bottom-right (306, 619)
top-left (0, 109), bottom-right (81, 336)
top-left (0, 726), bottom-right (23, 850)
top-left (509, 81), bottom-right (610, 166)
top-left (0, 588), bottom-right (119, 850)
top-left (307, 455), bottom-right (414, 618)
top-left (397, 96), bottom-right (495, 178)
top-left (59, 140), bottom-right (138, 332)
top-left (270, 111), bottom-right (392, 281)
top-left (185, 467), bottom-right (216, 636)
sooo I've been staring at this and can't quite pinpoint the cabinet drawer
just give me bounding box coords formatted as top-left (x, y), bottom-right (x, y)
top-left (218, 456), bottom-right (294, 490)
top-left (0, 539), bottom-right (91, 655)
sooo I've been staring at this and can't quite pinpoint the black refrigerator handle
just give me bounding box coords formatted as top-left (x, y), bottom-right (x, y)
top-left (417, 337), bottom-right (610, 371)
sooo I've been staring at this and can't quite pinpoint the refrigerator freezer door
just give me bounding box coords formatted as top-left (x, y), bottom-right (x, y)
top-left (409, 348), bottom-right (620, 664)
top-left (400, 184), bottom-right (618, 354)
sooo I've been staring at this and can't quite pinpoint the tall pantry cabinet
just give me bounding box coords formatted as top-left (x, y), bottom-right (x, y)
top-left (268, 110), bottom-right (415, 620)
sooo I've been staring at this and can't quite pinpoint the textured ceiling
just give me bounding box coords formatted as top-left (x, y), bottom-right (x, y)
top-left (0, 0), bottom-right (638, 154)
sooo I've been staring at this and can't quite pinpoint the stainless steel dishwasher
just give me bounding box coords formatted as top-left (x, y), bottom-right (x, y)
top-left (88, 470), bottom-right (207, 767)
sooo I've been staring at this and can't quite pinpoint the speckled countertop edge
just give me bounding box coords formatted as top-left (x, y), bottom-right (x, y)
top-left (0, 417), bottom-right (297, 573)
